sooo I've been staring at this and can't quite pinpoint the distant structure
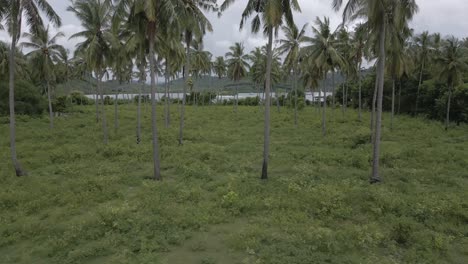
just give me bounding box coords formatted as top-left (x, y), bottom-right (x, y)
top-left (305, 92), bottom-right (333, 103)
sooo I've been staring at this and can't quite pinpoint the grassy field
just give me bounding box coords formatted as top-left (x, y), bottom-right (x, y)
top-left (0, 104), bottom-right (467, 264)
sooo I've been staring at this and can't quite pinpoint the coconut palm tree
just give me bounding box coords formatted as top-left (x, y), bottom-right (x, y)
top-left (0, 41), bottom-right (29, 81)
top-left (303, 17), bottom-right (343, 136)
top-left (350, 23), bottom-right (368, 122)
top-left (160, 37), bottom-right (185, 127)
top-left (386, 20), bottom-right (413, 130)
top-left (190, 38), bottom-right (212, 106)
top-left (278, 22), bottom-right (308, 127)
top-left (250, 46), bottom-right (283, 90)
top-left (336, 26), bottom-right (353, 117)
top-left (120, 5), bottom-right (148, 143)
top-left (300, 58), bottom-right (322, 110)
top-left (107, 14), bottom-right (132, 133)
top-left (0, 41), bottom-right (8, 77)
top-left (248, 47), bottom-right (265, 100)
top-left (221, 0), bottom-right (301, 180)
top-left (434, 37), bottom-right (468, 130)
top-left (212, 56), bottom-right (227, 103)
top-left (413, 31), bottom-right (430, 115)
top-left (332, 0), bottom-right (418, 183)
top-left (114, 0), bottom-right (201, 180)
top-left (213, 56), bottom-right (227, 79)
top-left (68, 0), bottom-right (112, 144)
top-left (226, 42), bottom-right (249, 112)
top-left (54, 48), bottom-right (72, 95)
top-left (304, 17), bottom-right (343, 111)
top-left (21, 26), bottom-right (65, 129)
top-left (71, 50), bottom-right (99, 118)
top-left (2, 0), bottom-right (61, 176)
top-left (178, 0), bottom-right (216, 145)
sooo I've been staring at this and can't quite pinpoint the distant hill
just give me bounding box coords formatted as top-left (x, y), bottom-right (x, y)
top-left (56, 70), bottom-right (371, 96)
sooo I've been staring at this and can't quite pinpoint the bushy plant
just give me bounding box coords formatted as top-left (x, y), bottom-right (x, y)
top-left (52, 96), bottom-right (71, 113)
top-left (70, 91), bottom-right (91, 105)
top-left (0, 80), bottom-right (47, 116)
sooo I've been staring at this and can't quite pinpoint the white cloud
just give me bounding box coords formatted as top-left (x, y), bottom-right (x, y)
top-left (2, 0), bottom-right (467, 61)
top-left (215, 40), bottom-right (232, 50)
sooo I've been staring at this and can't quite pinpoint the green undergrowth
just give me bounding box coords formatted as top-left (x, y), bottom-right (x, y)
top-left (0, 105), bottom-right (467, 263)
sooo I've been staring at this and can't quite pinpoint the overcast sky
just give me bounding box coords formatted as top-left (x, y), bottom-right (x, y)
top-left (1, 0), bottom-right (467, 59)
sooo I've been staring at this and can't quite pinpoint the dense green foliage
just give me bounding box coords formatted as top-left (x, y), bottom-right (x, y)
top-left (335, 71), bottom-right (468, 124)
top-left (1, 105), bottom-right (467, 263)
top-left (0, 80), bottom-right (47, 116)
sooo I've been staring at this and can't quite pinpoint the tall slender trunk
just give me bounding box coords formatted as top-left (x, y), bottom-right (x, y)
top-left (46, 79), bottom-right (54, 129)
top-left (9, 34), bottom-right (26, 176)
top-left (311, 88), bottom-right (317, 113)
top-left (257, 84), bottom-right (261, 109)
top-left (137, 80), bottom-right (142, 144)
top-left (371, 74), bottom-right (378, 132)
top-left (398, 80), bottom-right (402, 115)
top-left (235, 84), bottom-right (238, 113)
top-left (44, 56), bottom-right (54, 129)
top-left (114, 87), bottom-right (119, 133)
top-left (445, 84), bottom-right (452, 130)
top-left (261, 27), bottom-right (273, 180)
top-left (345, 81), bottom-right (348, 112)
top-left (165, 59), bottom-right (170, 128)
top-left (293, 68), bottom-right (298, 127)
top-left (322, 81), bottom-right (327, 137)
top-left (391, 78), bottom-right (395, 130)
top-left (92, 73), bottom-right (99, 123)
top-left (98, 72), bottom-right (108, 145)
top-left (261, 85), bottom-right (265, 108)
top-left (149, 27), bottom-right (161, 181)
top-left (371, 19), bottom-right (386, 184)
top-left (179, 31), bottom-right (191, 145)
top-left (358, 63), bottom-right (362, 122)
top-left (331, 70), bottom-right (335, 110)
top-left (341, 82), bottom-right (345, 117)
top-left (415, 59), bottom-right (425, 115)
top-left (276, 88), bottom-right (280, 113)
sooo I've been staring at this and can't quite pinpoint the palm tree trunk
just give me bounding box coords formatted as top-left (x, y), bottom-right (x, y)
top-left (92, 73), bottom-right (99, 123)
top-left (262, 85), bottom-right (265, 108)
top-left (8, 34), bottom-right (26, 176)
top-left (331, 70), bottom-right (335, 110)
top-left (137, 81), bottom-right (142, 144)
top-left (276, 87), bottom-right (280, 113)
top-left (398, 80), bottom-right (402, 115)
top-left (149, 27), bottom-right (161, 181)
top-left (391, 78), bottom-right (395, 130)
top-left (165, 59), bottom-right (170, 128)
top-left (371, 75), bottom-right (378, 132)
top-left (311, 88), bottom-right (318, 113)
top-left (445, 84), bottom-right (452, 130)
top-left (294, 69), bottom-right (298, 127)
top-left (371, 18), bottom-right (386, 184)
top-left (322, 81), bottom-right (327, 137)
top-left (235, 84), bottom-right (238, 113)
top-left (345, 81), bottom-right (348, 112)
top-left (46, 79), bottom-right (54, 129)
top-left (415, 59), bottom-right (425, 115)
top-left (98, 72), bottom-right (108, 145)
top-left (358, 63), bottom-right (362, 122)
top-left (179, 31), bottom-right (191, 145)
top-left (114, 88), bottom-right (119, 133)
top-left (341, 83), bottom-right (345, 117)
top-left (44, 56), bottom-right (54, 129)
top-left (261, 26), bottom-right (273, 180)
